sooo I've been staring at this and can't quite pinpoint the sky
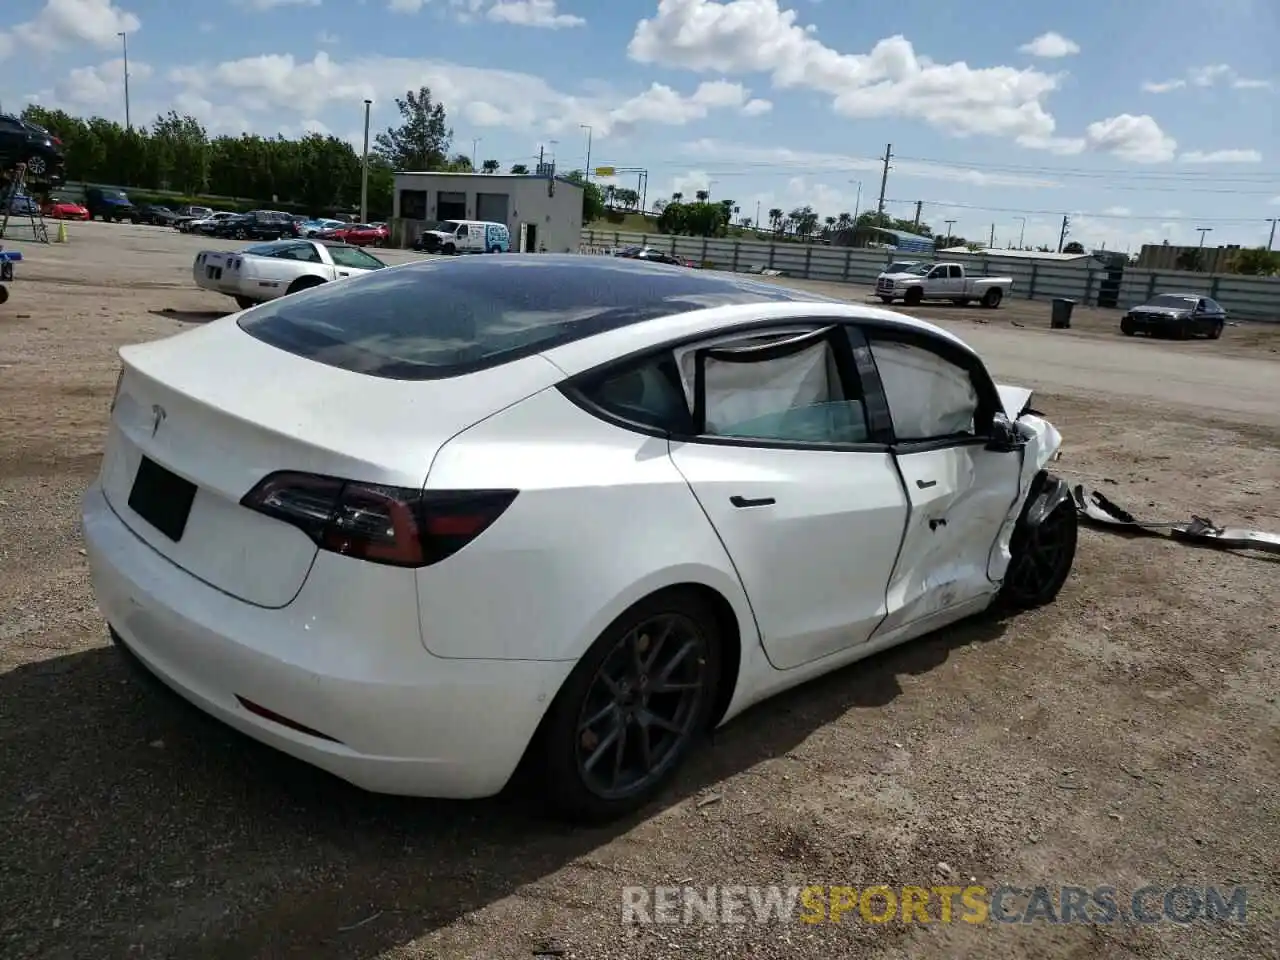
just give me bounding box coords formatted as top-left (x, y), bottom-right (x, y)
top-left (1, 0), bottom-right (1278, 252)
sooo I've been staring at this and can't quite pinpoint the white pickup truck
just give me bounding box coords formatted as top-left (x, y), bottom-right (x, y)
top-left (875, 261), bottom-right (1013, 308)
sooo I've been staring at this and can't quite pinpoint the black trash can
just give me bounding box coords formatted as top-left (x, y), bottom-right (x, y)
top-left (1051, 297), bottom-right (1075, 329)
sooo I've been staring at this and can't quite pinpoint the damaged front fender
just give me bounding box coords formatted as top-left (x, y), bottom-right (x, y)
top-left (1026, 474), bottom-right (1071, 528)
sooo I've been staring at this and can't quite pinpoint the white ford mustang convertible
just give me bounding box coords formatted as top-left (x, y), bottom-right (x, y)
top-left (83, 255), bottom-right (1077, 822)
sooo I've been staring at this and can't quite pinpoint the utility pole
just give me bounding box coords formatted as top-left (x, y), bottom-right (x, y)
top-left (1196, 226), bottom-right (1212, 249)
top-left (1057, 214), bottom-right (1070, 253)
top-left (471, 138), bottom-right (480, 170)
top-left (580, 124), bottom-right (593, 183)
top-left (360, 99), bottom-right (372, 224)
top-left (989, 223), bottom-right (996, 248)
top-left (118, 31), bottom-right (131, 131)
top-left (913, 200), bottom-right (922, 229)
top-left (850, 180), bottom-right (862, 224)
top-left (875, 143), bottom-right (892, 219)
top-left (1015, 216), bottom-right (1026, 249)
top-left (1267, 218), bottom-right (1277, 251)
top-left (943, 220), bottom-right (956, 245)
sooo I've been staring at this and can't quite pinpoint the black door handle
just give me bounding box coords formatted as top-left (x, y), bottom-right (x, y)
top-left (929, 518), bottom-right (947, 531)
top-left (916, 479), bottom-right (937, 489)
top-left (730, 495), bottom-right (775, 508)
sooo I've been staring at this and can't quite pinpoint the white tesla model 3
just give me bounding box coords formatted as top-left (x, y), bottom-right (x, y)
top-left (83, 254), bottom-right (1077, 822)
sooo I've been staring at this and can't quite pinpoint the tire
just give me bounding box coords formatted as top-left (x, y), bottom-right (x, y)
top-left (532, 588), bottom-right (723, 823)
top-left (25, 155), bottom-right (47, 178)
top-left (999, 473), bottom-right (1078, 610)
top-left (234, 296), bottom-right (257, 311)
top-left (286, 275), bottom-right (326, 296)
top-left (1210, 320), bottom-right (1223, 340)
top-left (878, 296), bottom-right (894, 304)
top-left (981, 287), bottom-right (1004, 309)
top-left (903, 286), bottom-right (923, 306)
top-left (443, 244), bottom-right (457, 256)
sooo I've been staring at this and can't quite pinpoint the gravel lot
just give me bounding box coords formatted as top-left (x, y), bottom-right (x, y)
top-left (1, 221), bottom-right (1278, 959)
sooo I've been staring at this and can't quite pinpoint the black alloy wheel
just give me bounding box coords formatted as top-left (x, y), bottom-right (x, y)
top-left (535, 590), bottom-right (721, 822)
top-left (1000, 483), bottom-right (1078, 609)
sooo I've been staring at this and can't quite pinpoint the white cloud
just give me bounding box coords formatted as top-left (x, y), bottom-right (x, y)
top-left (169, 52), bottom-right (755, 139)
top-left (487, 0), bottom-right (584, 27)
top-left (11, 0), bottom-right (140, 51)
top-left (389, 0), bottom-right (427, 9)
top-left (669, 170), bottom-right (710, 197)
top-left (1102, 206), bottom-right (1131, 216)
top-left (627, 0), bottom-right (1071, 148)
top-left (236, 0), bottom-right (320, 7)
top-left (1178, 149), bottom-right (1262, 163)
top-left (1084, 114), bottom-right (1177, 163)
top-left (1018, 32), bottom-right (1080, 58)
top-left (1143, 63), bottom-right (1271, 93)
top-left (682, 138), bottom-right (1064, 189)
top-left (741, 97), bottom-right (771, 116)
top-left (52, 57), bottom-right (151, 108)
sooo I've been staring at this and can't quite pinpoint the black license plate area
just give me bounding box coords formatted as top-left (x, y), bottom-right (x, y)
top-left (128, 457), bottom-right (197, 542)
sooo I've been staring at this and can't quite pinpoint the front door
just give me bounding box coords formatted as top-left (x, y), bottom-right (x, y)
top-left (864, 333), bottom-right (1022, 634)
top-left (666, 325), bottom-right (908, 670)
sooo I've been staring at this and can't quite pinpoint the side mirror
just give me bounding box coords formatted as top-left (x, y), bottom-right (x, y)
top-left (985, 415), bottom-right (1026, 453)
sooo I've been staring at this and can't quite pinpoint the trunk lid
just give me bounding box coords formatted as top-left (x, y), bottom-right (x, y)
top-left (101, 317), bottom-right (563, 607)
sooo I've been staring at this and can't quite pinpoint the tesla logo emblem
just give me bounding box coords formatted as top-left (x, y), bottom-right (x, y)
top-left (150, 404), bottom-right (166, 437)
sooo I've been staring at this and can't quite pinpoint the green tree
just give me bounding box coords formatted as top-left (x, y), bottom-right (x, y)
top-left (1230, 247), bottom-right (1280, 275)
top-left (481, 158), bottom-right (500, 173)
top-left (563, 169), bottom-right (605, 222)
top-left (509, 163), bottom-right (529, 174)
top-left (151, 111), bottom-right (209, 194)
top-left (372, 86), bottom-right (452, 171)
top-left (1063, 240), bottom-right (1085, 254)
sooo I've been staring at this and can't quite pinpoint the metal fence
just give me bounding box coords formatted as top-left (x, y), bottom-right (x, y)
top-left (580, 229), bottom-right (1280, 323)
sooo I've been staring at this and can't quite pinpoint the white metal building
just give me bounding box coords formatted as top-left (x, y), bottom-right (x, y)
top-left (392, 171), bottom-right (584, 253)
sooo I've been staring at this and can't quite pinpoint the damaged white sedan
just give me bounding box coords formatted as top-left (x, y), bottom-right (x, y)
top-left (83, 255), bottom-right (1076, 824)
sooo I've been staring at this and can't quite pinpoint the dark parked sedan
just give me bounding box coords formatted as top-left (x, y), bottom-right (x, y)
top-left (1121, 293), bottom-right (1225, 340)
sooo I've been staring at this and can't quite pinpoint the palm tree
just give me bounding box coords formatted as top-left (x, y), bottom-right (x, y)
top-left (768, 207), bottom-right (783, 233)
top-left (510, 163), bottom-right (529, 174)
top-left (741, 217), bottom-right (752, 230)
top-left (481, 159), bottom-right (500, 174)
top-left (672, 192), bottom-right (684, 203)
top-left (604, 184), bottom-right (616, 208)
top-left (695, 189), bottom-right (709, 202)
top-left (836, 212), bottom-right (853, 231)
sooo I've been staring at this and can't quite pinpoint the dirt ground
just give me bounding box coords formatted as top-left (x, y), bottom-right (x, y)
top-left (1, 221), bottom-right (1278, 959)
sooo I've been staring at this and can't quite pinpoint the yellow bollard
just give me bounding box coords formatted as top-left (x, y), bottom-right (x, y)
top-left (55, 221), bottom-right (68, 243)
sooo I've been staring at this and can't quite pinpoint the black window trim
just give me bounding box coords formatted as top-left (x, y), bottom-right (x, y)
top-left (559, 316), bottom-right (980, 454)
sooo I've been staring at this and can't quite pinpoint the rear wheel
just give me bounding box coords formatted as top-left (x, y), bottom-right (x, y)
top-left (533, 589), bottom-right (722, 823)
top-left (999, 475), bottom-right (1078, 609)
top-left (981, 287), bottom-right (1004, 309)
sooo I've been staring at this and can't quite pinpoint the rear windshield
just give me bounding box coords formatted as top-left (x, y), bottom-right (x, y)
top-left (236, 256), bottom-right (829, 380)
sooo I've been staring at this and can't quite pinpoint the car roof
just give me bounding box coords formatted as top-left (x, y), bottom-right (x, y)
top-left (370, 253), bottom-right (971, 374)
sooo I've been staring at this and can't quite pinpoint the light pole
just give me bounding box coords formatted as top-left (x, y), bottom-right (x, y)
top-left (1196, 226), bottom-right (1212, 249)
top-left (471, 138), bottom-right (481, 170)
top-left (580, 124), bottom-right (592, 183)
top-left (1266, 218), bottom-right (1277, 251)
top-left (359, 99), bottom-right (372, 224)
top-left (849, 179), bottom-right (862, 223)
top-left (1014, 216), bottom-right (1026, 249)
top-left (118, 31), bottom-right (131, 131)
top-left (944, 219), bottom-right (956, 245)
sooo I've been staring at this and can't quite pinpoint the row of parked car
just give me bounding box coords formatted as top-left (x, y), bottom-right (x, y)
top-left (11, 184), bottom-right (390, 247)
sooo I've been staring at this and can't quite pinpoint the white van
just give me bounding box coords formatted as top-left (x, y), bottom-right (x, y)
top-left (414, 219), bottom-right (511, 254)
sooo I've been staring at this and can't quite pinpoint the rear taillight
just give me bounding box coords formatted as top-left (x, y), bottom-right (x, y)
top-left (240, 471), bottom-right (517, 568)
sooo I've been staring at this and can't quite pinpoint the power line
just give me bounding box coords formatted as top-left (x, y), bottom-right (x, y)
top-left (881, 197), bottom-right (1272, 223)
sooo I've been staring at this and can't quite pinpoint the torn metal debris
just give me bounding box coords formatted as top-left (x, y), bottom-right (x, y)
top-left (1072, 485), bottom-right (1280, 555)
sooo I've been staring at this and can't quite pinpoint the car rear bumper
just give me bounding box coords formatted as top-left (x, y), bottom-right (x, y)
top-left (82, 482), bottom-right (568, 798)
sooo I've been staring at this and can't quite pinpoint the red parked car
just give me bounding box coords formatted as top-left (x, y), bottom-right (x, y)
top-left (317, 222), bottom-right (388, 247)
top-left (41, 197), bottom-right (90, 220)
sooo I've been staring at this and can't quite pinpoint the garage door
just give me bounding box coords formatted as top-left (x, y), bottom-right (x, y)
top-left (476, 192), bottom-right (509, 225)
top-left (437, 191), bottom-right (466, 221)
